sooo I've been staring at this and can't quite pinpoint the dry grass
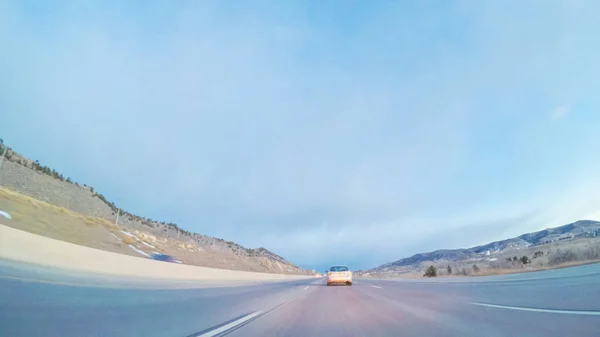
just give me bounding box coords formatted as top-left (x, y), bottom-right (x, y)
top-left (121, 236), bottom-right (136, 245)
top-left (0, 187), bottom-right (307, 274)
top-left (467, 260), bottom-right (600, 277)
top-left (0, 186), bottom-right (134, 256)
top-left (430, 239), bottom-right (600, 278)
top-left (83, 215), bottom-right (116, 228)
top-left (366, 237), bottom-right (600, 279)
top-left (372, 257), bottom-right (600, 280)
top-left (85, 217), bottom-right (97, 226)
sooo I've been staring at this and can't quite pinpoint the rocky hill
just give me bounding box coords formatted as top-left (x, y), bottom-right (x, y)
top-left (0, 141), bottom-right (309, 275)
top-left (367, 220), bottom-right (600, 273)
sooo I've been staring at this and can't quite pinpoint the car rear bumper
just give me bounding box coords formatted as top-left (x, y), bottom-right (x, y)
top-left (327, 278), bottom-right (352, 283)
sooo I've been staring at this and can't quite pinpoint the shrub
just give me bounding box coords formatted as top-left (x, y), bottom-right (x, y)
top-left (583, 245), bottom-right (600, 260)
top-left (472, 264), bottom-right (480, 273)
top-left (447, 265), bottom-right (452, 274)
top-left (548, 249), bottom-right (578, 265)
top-left (520, 255), bottom-right (530, 264)
top-left (85, 217), bottom-right (97, 226)
top-left (423, 265), bottom-right (437, 277)
top-left (121, 236), bottom-right (136, 245)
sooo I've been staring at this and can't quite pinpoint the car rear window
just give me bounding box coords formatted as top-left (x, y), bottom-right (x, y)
top-left (330, 266), bottom-right (349, 272)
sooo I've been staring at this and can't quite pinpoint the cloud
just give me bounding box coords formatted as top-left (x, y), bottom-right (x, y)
top-left (583, 211), bottom-right (600, 221)
top-left (552, 105), bottom-right (570, 120)
top-left (1, 1), bottom-right (600, 271)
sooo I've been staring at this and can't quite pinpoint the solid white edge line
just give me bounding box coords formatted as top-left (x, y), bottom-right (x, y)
top-left (371, 285), bottom-right (382, 289)
top-left (470, 302), bottom-right (600, 316)
top-left (303, 286), bottom-right (309, 290)
top-left (198, 311), bottom-right (263, 337)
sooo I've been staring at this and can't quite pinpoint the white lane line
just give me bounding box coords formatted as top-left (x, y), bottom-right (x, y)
top-left (470, 302), bottom-right (600, 316)
top-left (303, 286), bottom-right (309, 290)
top-left (197, 311), bottom-right (262, 336)
top-left (371, 285), bottom-right (382, 289)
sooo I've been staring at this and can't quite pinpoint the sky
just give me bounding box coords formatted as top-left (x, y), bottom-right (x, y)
top-left (1, 0), bottom-right (600, 271)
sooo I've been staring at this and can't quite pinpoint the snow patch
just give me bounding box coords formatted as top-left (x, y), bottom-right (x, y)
top-left (120, 230), bottom-right (138, 239)
top-left (141, 241), bottom-right (156, 249)
top-left (128, 245), bottom-right (149, 257)
top-left (0, 210), bottom-right (12, 220)
top-left (120, 231), bottom-right (134, 238)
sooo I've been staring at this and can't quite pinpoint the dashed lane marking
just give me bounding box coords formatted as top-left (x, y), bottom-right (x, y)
top-left (191, 311), bottom-right (263, 337)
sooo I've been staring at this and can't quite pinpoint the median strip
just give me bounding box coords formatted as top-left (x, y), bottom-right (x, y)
top-left (470, 302), bottom-right (600, 316)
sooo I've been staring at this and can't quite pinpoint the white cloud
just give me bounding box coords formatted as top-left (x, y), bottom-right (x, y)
top-left (552, 105), bottom-right (570, 121)
top-left (583, 211), bottom-right (600, 221)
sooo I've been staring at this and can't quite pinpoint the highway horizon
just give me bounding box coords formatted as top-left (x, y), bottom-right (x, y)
top-left (1, 260), bottom-right (599, 337)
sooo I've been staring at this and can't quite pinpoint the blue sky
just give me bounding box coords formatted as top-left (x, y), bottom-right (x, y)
top-left (1, 1), bottom-right (600, 271)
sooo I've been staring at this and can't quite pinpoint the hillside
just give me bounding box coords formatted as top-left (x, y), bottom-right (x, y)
top-left (363, 220), bottom-right (600, 277)
top-left (0, 141), bottom-right (309, 275)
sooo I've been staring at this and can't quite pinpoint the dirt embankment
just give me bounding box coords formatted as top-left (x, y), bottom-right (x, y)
top-left (0, 147), bottom-right (308, 275)
top-left (0, 225), bottom-right (311, 283)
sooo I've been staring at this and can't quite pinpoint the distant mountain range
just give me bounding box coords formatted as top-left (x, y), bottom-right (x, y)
top-left (367, 220), bottom-right (600, 271)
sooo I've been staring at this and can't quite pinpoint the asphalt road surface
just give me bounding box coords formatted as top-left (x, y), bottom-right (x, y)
top-left (1, 260), bottom-right (599, 337)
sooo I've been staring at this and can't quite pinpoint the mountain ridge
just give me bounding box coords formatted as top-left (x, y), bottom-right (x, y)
top-left (368, 220), bottom-right (600, 272)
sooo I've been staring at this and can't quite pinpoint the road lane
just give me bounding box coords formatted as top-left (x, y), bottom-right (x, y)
top-left (228, 280), bottom-right (460, 336)
top-left (360, 264), bottom-right (600, 311)
top-left (231, 278), bottom-right (600, 337)
top-left (0, 261), bottom-right (317, 337)
top-left (1, 261), bottom-right (599, 336)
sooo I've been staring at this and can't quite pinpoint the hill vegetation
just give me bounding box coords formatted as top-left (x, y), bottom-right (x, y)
top-left (0, 139), bottom-right (308, 274)
top-left (360, 220), bottom-right (600, 278)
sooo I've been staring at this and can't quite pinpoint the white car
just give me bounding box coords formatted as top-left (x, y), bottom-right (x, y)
top-left (326, 265), bottom-right (352, 286)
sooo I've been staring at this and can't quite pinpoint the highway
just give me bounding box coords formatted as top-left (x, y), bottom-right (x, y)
top-left (1, 260), bottom-right (599, 337)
